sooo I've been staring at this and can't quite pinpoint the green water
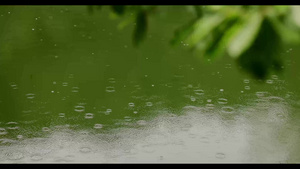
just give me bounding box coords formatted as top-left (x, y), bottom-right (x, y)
top-left (0, 6), bottom-right (300, 163)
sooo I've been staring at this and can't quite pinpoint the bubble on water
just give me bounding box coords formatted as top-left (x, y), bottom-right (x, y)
top-left (42, 127), bottom-right (50, 132)
top-left (128, 102), bottom-right (135, 107)
top-left (106, 86), bottom-right (115, 93)
top-left (71, 86), bottom-right (79, 93)
top-left (0, 128), bottom-right (7, 135)
top-left (26, 93), bottom-right (35, 99)
top-left (85, 113), bottom-right (94, 119)
top-left (244, 86), bottom-right (250, 90)
top-left (62, 82), bottom-right (68, 87)
top-left (17, 135), bottom-right (23, 139)
top-left (241, 90), bottom-right (244, 93)
top-left (124, 116), bottom-right (132, 122)
top-left (266, 79), bottom-right (273, 84)
top-left (221, 106), bottom-right (234, 114)
top-left (6, 122), bottom-right (19, 130)
top-left (206, 103), bottom-right (215, 110)
top-left (243, 79), bottom-right (250, 84)
top-left (217, 98), bottom-right (228, 105)
top-left (267, 96), bottom-right (285, 103)
top-left (93, 124), bottom-right (103, 129)
top-left (6, 152), bottom-right (24, 160)
top-left (108, 78), bottom-right (116, 83)
top-left (79, 147), bottom-right (91, 153)
top-left (105, 109), bottom-right (112, 115)
top-left (133, 111), bottom-right (138, 114)
top-left (9, 82), bottom-right (18, 90)
top-left (58, 113), bottom-right (65, 118)
top-left (74, 105), bottom-right (85, 112)
top-left (194, 89), bottom-right (204, 95)
top-left (271, 75), bottom-right (278, 80)
top-left (220, 89), bottom-right (224, 92)
top-left (190, 96), bottom-right (196, 102)
top-left (215, 152), bottom-right (226, 159)
top-left (256, 91), bottom-right (269, 98)
top-left (207, 99), bottom-right (212, 103)
top-left (146, 102), bottom-right (153, 107)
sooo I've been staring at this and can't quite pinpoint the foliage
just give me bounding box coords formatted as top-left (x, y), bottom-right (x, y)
top-left (89, 5), bottom-right (300, 80)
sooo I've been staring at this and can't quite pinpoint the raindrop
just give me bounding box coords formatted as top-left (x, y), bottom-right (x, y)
top-left (58, 113), bottom-right (65, 118)
top-left (244, 86), bottom-right (250, 90)
top-left (42, 127), bottom-right (50, 132)
top-left (194, 89), bottom-right (204, 95)
top-left (133, 111), bottom-right (138, 114)
top-left (221, 106), bottom-right (234, 114)
top-left (106, 86), bottom-right (115, 93)
top-left (215, 152), bottom-right (226, 159)
top-left (243, 79), bottom-right (250, 84)
top-left (146, 102), bottom-right (153, 107)
top-left (124, 116), bottom-right (132, 122)
top-left (85, 113), bottom-right (94, 119)
top-left (207, 99), bottom-right (212, 103)
top-left (220, 89), bottom-right (224, 92)
top-left (128, 102), bottom-right (135, 107)
top-left (206, 103), bottom-right (215, 110)
top-left (74, 105), bottom-right (85, 112)
top-left (26, 93), bottom-right (35, 99)
top-left (93, 124), bottom-right (103, 129)
top-left (108, 78), bottom-right (116, 83)
top-left (71, 86), bottom-right (79, 93)
top-left (17, 135), bottom-right (23, 139)
top-left (266, 79), bottom-right (273, 84)
top-left (190, 96), bottom-right (196, 102)
top-left (271, 75), bottom-right (278, 80)
top-left (217, 98), bottom-right (228, 105)
top-left (62, 82), bottom-right (68, 87)
top-left (9, 82), bottom-right (18, 90)
top-left (256, 91), bottom-right (268, 98)
top-left (6, 122), bottom-right (19, 130)
top-left (105, 109), bottom-right (112, 115)
top-left (0, 128), bottom-right (7, 135)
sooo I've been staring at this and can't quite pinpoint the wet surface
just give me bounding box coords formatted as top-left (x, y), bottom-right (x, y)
top-left (0, 6), bottom-right (300, 163)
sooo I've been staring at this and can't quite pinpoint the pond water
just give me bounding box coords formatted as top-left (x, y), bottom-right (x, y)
top-left (0, 6), bottom-right (300, 163)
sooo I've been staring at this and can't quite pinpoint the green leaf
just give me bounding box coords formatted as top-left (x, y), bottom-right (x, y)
top-left (185, 14), bottom-right (225, 47)
top-left (170, 19), bottom-right (197, 46)
top-left (133, 11), bottom-right (147, 47)
top-left (193, 5), bottom-right (203, 18)
top-left (204, 15), bottom-right (240, 59)
top-left (269, 16), bottom-right (300, 44)
top-left (111, 5), bottom-right (126, 16)
top-left (237, 18), bottom-right (283, 80)
top-left (117, 15), bottom-right (135, 30)
top-left (227, 12), bottom-right (263, 59)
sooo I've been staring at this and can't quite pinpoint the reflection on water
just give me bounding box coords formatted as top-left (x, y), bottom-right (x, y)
top-left (0, 5), bottom-right (300, 163)
top-left (0, 92), bottom-right (298, 163)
